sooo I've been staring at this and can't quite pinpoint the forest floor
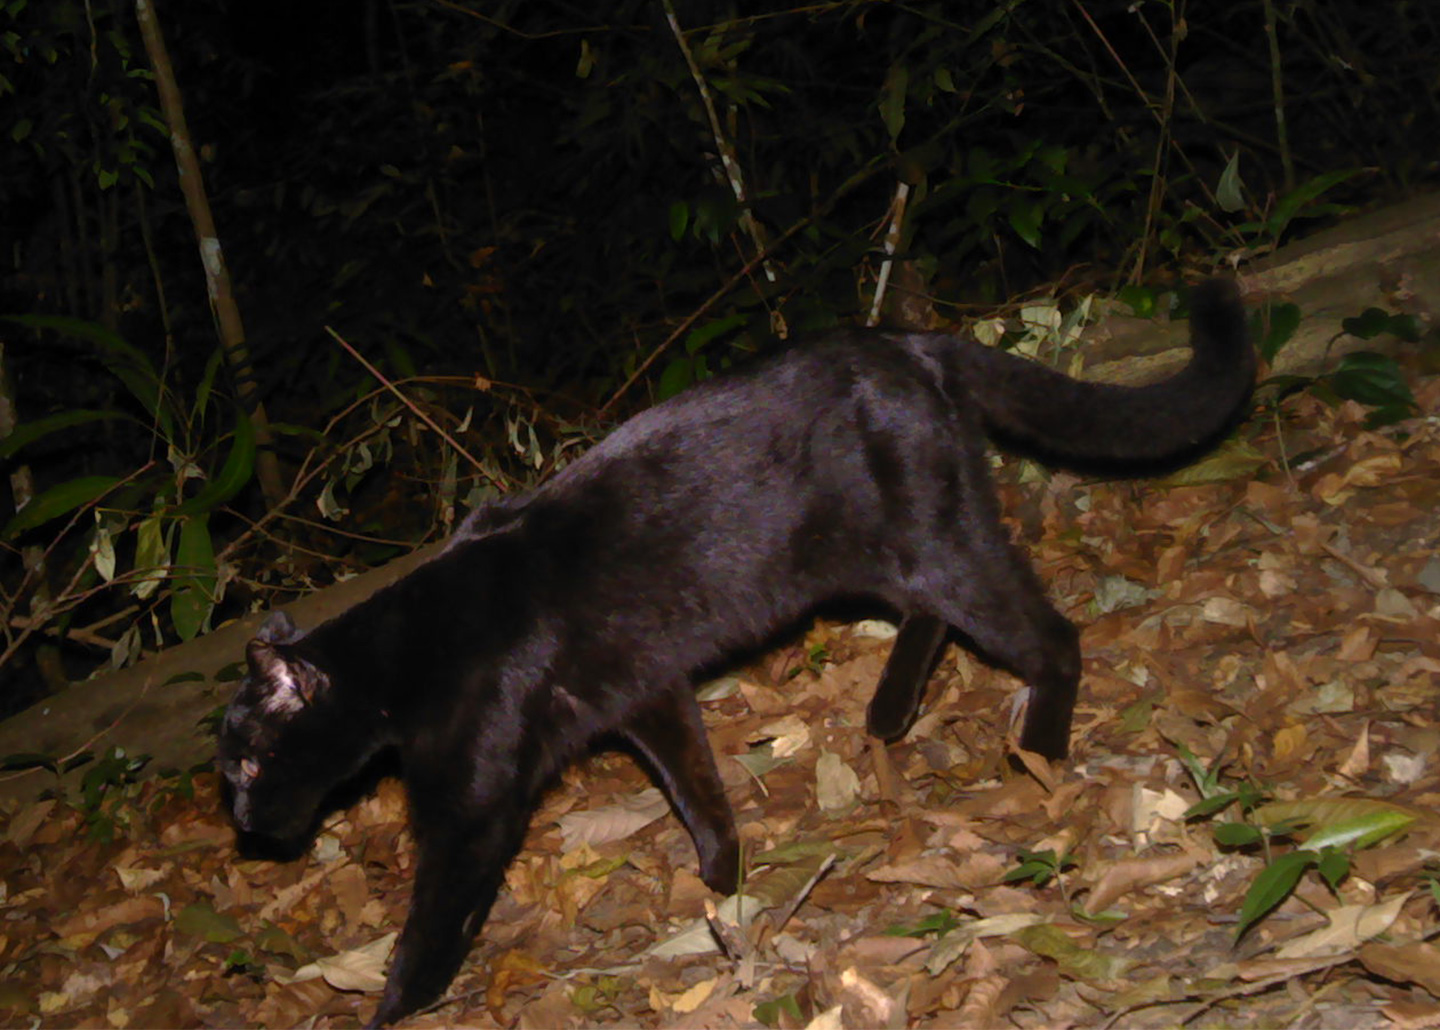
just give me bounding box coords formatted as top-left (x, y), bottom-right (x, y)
top-left (5, 375), bottom-right (1440, 1029)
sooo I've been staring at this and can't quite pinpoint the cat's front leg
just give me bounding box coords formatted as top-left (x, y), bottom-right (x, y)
top-left (368, 812), bottom-right (521, 1028)
top-left (620, 680), bottom-right (740, 894)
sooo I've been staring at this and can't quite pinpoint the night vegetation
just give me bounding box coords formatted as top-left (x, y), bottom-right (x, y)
top-left (2, 0), bottom-right (1437, 713)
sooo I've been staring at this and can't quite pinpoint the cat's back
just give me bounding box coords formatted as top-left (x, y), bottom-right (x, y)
top-left (586, 327), bottom-right (956, 456)
top-left (448, 325), bottom-right (969, 556)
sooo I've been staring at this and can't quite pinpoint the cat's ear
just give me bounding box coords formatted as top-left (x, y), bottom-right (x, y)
top-left (257, 610), bottom-right (302, 645)
top-left (245, 638), bottom-right (324, 713)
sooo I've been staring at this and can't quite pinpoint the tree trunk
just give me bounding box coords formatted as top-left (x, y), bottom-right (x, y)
top-left (134, 0), bottom-right (286, 509)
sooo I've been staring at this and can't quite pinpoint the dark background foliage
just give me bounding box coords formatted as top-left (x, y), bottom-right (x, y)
top-left (1, 0), bottom-right (1437, 715)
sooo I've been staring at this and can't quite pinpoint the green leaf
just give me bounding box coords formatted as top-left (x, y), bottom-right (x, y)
top-left (1341, 307), bottom-right (1394, 340)
top-left (173, 902), bottom-right (243, 944)
top-left (1116, 697), bottom-right (1154, 734)
top-left (1257, 302), bottom-right (1302, 364)
top-left (1117, 285), bottom-right (1157, 318)
top-left (174, 409), bottom-right (256, 516)
top-left (1269, 169), bottom-right (1361, 239)
top-left (656, 357), bottom-right (694, 401)
top-left (684, 313), bottom-right (747, 354)
top-left (1316, 848), bottom-right (1350, 890)
top-left (878, 63), bottom-right (908, 143)
top-left (576, 38), bottom-right (595, 79)
top-left (1008, 199), bottom-right (1043, 249)
top-left (170, 514), bottom-right (216, 642)
top-left (668, 200), bottom-right (689, 242)
top-left (1212, 821), bottom-right (1264, 847)
top-left (1327, 352), bottom-right (1415, 411)
top-left (1216, 151), bottom-right (1246, 213)
top-left (0, 408), bottom-right (125, 460)
top-left (131, 514), bottom-right (169, 600)
top-left (886, 909), bottom-right (961, 938)
top-left (753, 994), bottom-right (803, 1028)
top-left (1236, 849), bottom-right (1316, 937)
top-left (1174, 742), bottom-right (1229, 799)
top-left (3, 315), bottom-right (172, 439)
top-left (1386, 313), bottom-right (1423, 343)
top-left (1013, 922), bottom-right (1134, 980)
top-left (193, 346), bottom-right (226, 422)
top-left (1290, 806), bottom-right (1416, 852)
top-left (3, 475), bottom-right (120, 540)
top-left (1184, 793), bottom-right (1238, 820)
top-left (0, 752), bottom-right (60, 773)
top-left (382, 337), bottom-right (418, 380)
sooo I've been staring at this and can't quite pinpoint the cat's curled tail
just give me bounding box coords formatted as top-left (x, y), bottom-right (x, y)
top-left (953, 278), bottom-right (1254, 471)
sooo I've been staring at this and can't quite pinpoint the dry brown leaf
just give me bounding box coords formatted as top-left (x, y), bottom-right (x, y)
top-left (313, 932), bottom-right (395, 992)
top-left (838, 966), bottom-right (901, 1028)
top-left (329, 862), bottom-right (370, 931)
top-left (1275, 893), bottom-right (1408, 958)
top-left (866, 853), bottom-right (972, 890)
top-left (815, 750), bottom-right (861, 813)
top-left (5, 799), bottom-right (55, 848)
top-left (555, 787), bottom-right (669, 850)
top-left (1337, 624), bottom-right (1379, 661)
top-left (1337, 720), bottom-right (1371, 779)
top-left (1083, 850), bottom-right (1200, 915)
top-left (1359, 940), bottom-right (1440, 997)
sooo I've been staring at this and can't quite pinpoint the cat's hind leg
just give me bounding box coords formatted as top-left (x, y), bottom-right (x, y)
top-left (620, 680), bottom-right (741, 894)
top-left (866, 612), bottom-right (949, 741)
top-left (919, 543), bottom-right (1079, 761)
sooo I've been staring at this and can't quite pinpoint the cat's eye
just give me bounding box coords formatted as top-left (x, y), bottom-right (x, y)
top-left (240, 757), bottom-right (260, 782)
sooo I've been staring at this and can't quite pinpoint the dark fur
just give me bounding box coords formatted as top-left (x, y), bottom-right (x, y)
top-left (218, 279), bottom-right (1253, 1026)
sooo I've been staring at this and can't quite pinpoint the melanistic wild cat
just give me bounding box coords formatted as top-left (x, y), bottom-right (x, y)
top-left (219, 279), bottom-right (1254, 1027)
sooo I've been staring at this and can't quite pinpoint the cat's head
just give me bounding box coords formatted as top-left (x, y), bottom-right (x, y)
top-left (217, 611), bottom-right (355, 844)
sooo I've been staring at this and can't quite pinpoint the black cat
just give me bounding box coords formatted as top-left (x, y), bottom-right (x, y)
top-left (218, 279), bottom-right (1253, 1026)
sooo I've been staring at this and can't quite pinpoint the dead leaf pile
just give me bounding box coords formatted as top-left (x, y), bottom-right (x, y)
top-left (5, 381), bottom-right (1440, 1028)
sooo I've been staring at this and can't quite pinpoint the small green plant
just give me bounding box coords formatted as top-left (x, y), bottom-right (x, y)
top-left (1221, 162), bottom-right (1363, 252)
top-left (1231, 798), bottom-right (1415, 938)
top-left (0, 748), bottom-right (94, 780)
top-left (78, 745), bottom-right (152, 843)
top-left (1255, 300), bottom-right (1421, 428)
top-left (3, 316), bottom-right (257, 647)
top-left (569, 975), bottom-right (627, 1018)
top-left (753, 992), bottom-right (805, 1028)
top-left (222, 947), bottom-right (264, 980)
top-left (1004, 847), bottom-right (1077, 889)
top-left (784, 643), bottom-right (830, 680)
top-left (1177, 743), bottom-right (1415, 939)
top-left (885, 908), bottom-right (963, 938)
top-left (1176, 742), bottom-right (1269, 823)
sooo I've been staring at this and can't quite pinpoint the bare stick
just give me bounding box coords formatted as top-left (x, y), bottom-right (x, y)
top-left (324, 327), bottom-right (502, 489)
top-left (662, 2), bottom-right (777, 284)
top-left (866, 181), bottom-right (911, 328)
top-left (134, 0), bottom-right (286, 507)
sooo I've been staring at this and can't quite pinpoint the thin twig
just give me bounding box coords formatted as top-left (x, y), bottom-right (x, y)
top-left (866, 181), bottom-right (911, 328)
top-left (599, 154), bottom-right (887, 415)
top-left (1261, 0), bottom-right (1295, 190)
top-left (662, 1), bottom-right (777, 284)
top-left (0, 462), bottom-right (158, 672)
top-left (325, 327), bottom-right (503, 488)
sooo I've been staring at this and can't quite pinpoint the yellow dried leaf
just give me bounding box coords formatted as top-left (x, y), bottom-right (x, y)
top-left (1272, 723), bottom-right (1309, 764)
